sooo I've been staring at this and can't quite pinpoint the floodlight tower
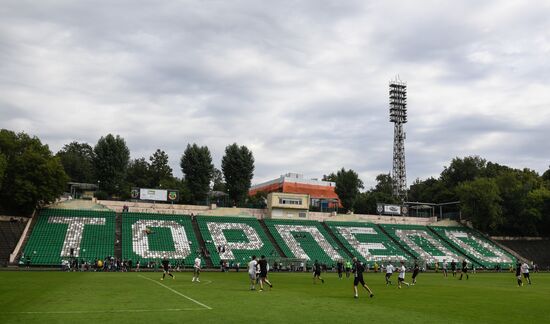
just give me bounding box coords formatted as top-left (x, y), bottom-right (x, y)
top-left (389, 77), bottom-right (407, 202)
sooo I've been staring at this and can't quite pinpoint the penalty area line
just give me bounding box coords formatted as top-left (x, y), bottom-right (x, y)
top-left (138, 275), bottom-right (212, 310)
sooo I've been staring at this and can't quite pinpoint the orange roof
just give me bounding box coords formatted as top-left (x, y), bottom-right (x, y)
top-left (281, 182), bottom-right (339, 200)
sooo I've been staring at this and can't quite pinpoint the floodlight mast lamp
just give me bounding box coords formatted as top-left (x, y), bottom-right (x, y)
top-left (389, 77), bottom-right (407, 202)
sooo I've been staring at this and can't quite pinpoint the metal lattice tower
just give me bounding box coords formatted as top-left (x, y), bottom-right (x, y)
top-left (389, 77), bottom-right (407, 202)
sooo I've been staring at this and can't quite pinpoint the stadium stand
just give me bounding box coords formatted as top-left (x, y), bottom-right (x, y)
top-left (23, 209), bottom-right (115, 265)
top-left (197, 215), bottom-right (279, 267)
top-left (379, 224), bottom-right (462, 266)
top-left (496, 238), bottom-right (550, 269)
top-left (263, 219), bottom-right (343, 266)
top-left (325, 221), bottom-right (409, 263)
top-left (0, 219), bottom-right (27, 266)
top-left (430, 226), bottom-right (515, 269)
top-left (122, 213), bottom-right (201, 267)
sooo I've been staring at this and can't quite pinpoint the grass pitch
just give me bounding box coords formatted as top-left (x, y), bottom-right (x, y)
top-left (0, 271), bottom-right (547, 324)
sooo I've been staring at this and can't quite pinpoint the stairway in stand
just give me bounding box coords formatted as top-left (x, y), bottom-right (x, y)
top-left (191, 215), bottom-right (213, 268)
top-left (259, 219), bottom-right (287, 258)
top-left (114, 212), bottom-right (122, 260)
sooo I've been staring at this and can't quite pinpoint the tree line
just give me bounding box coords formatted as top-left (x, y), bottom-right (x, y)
top-left (0, 129), bottom-right (254, 213)
top-left (329, 157), bottom-right (550, 236)
top-left (1, 128), bottom-right (549, 237)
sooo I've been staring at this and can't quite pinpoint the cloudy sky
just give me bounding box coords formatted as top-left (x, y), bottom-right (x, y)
top-left (1, 0), bottom-right (549, 188)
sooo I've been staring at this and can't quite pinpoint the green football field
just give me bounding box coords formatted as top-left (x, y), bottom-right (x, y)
top-left (0, 271), bottom-right (547, 324)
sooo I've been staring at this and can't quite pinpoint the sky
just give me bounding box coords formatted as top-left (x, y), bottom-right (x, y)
top-left (1, 0), bottom-right (549, 189)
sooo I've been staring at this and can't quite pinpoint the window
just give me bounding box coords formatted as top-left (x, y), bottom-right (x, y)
top-left (278, 197), bottom-right (303, 205)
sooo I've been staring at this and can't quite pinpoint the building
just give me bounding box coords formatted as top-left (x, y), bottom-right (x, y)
top-left (249, 173), bottom-right (340, 210)
top-left (267, 192), bottom-right (310, 219)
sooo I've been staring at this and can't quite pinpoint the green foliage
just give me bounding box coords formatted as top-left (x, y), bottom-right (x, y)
top-left (354, 174), bottom-right (398, 214)
top-left (410, 156), bottom-right (549, 236)
top-left (0, 152), bottom-right (6, 190)
top-left (247, 191), bottom-right (267, 208)
top-left (494, 168), bottom-right (541, 235)
top-left (56, 142), bottom-right (95, 183)
top-left (93, 134), bottom-right (130, 196)
top-left (221, 143), bottom-right (254, 206)
top-left (212, 167), bottom-right (226, 192)
top-left (0, 129), bottom-right (68, 213)
top-left (149, 149), bottom-right (173, 187)
top-left (408, 177), bottom-right (455, 203)
top-left (330, 168), bottom-right (363, 212)
top-left (542, 168), bottom-right (550, 188)
top-left (180, 144), bottom-right (214, 204)
top-left (457, 178), bottom-right (503, 233)
top-left (126, 158), bottom-right (152, 189)
top-left (441, 156), bottom-right (486, 189)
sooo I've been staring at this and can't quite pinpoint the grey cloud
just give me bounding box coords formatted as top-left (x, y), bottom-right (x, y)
top-left (1, 0), bottom-right (550, 190)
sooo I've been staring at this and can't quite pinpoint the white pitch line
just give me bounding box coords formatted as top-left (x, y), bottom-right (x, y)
top-left (138, 275), bottom-right (212, 310)
top-left (5, 308), bottom-right (206, 315)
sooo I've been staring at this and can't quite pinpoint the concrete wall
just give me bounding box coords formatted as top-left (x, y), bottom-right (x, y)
top-left (97, 200), bottom-right (267, 218)
top-left (77, 199), bottom-right (437, 225)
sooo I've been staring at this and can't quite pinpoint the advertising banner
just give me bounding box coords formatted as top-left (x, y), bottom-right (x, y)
top-left (139, 188), bottom-right (168, 201)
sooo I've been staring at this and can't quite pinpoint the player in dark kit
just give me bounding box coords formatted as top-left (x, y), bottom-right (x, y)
top-left (515, 261), bottom-right (523, 287)
top-left (160, 257), bottom-right (175, 281)
top-left (352, 257), bottom-right (374, 299)
top-left (459, 259), bottom-right (469, 280)
top-left (451, 260), bottom-right (457, 277)
top-left (337, 260), bottom-right (344, 279)
top-left (312, 260), bottom-right (324, 284)
top-left (258, 255), bottom-right (273, 291)
top-left (411, 262), bottom-right (420, 285)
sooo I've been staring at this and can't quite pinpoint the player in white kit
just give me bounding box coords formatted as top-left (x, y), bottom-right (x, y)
top-left (385, 263), bottom-right (395, 285)
top-left (248, 255), bottom-right (258, 290)
top-left (192, 256), bottom-right (201, 282)
top-left (397, 261), bottom-right (410, 289)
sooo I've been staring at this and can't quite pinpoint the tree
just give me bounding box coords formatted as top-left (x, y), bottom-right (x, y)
top-left (126, 158), bottom-right (152, 189)
top-left (408, 177), bottom-right (455, 203)
top-left (56, 142), bottom-right (95, 183)
top-left (495, 168), bottom-right (542, 235)
top-left (247, 191), bottom-right (267, 208)
top-left (212, 167), bottom-right (226, 192)
top-left (0, 129), bottom-right (68, 214)
top-left (373, 173), bottom-right (394, 195)
top-left (353, 173), bottom-right (397, 214)
top-left (0, 153), bottom-right (6, 190)
top-left (542, 167), bottom-right (550, 188)
top-left (149, 149), bottom-right (173, 187)
top-left (457, 178), bottom-right (503, 233)
top-left (522, 187), bottom-right (550, 236)
top-left (180, 144), bottom-right (214, 204)
top-left (222, 143), bottom-right (254, 206)
top-left (330, 168), bottom-right (364, 212)
top-left (441, 156), bottom-right (486, 188)
top-left (93, 134), bottom-right (130, 196)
